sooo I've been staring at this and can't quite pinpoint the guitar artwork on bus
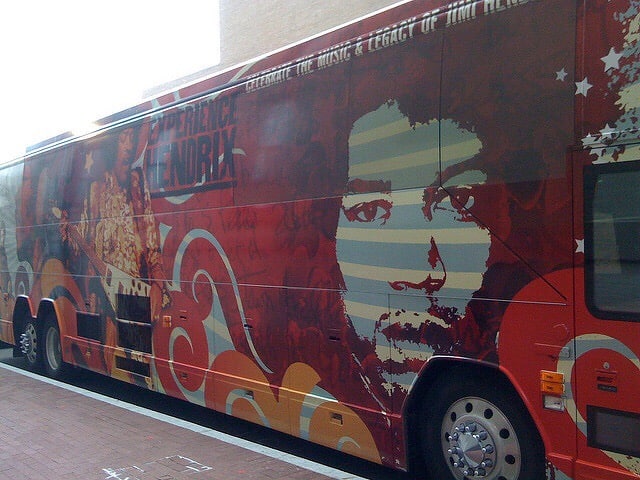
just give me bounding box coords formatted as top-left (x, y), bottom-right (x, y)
top-left (51, 206), bottom-right (151, 314)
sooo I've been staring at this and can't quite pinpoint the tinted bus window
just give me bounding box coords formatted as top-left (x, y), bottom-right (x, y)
top-left (585, 160), bottom-right (640, 319)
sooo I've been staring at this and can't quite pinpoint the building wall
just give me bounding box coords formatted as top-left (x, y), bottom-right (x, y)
top-left (146, 0), bottom-right (402, 96)
top-left (218, 0), bottom-right (403, 70)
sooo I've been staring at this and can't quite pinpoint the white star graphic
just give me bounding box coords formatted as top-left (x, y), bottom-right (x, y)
top-left (601, 47), bottom-right (623, 71)
top-left (582, 133), bottom-right (599, 147)
top-left (575, 239), bottom-right (584, 254)
top-left (556, 68), bottom-right (568, 81)
top-left (575, 77), bottom-right (593, 96)
top-left (591, 148), bottom-right (606, 160)
top-left (599, 124), bottom-right (617, 140)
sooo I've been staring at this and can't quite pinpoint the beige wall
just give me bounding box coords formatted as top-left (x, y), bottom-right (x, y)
top-left (218, 0), bottom-right (401, 70)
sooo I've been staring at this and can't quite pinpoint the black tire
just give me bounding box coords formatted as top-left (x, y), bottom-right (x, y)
top-left (20, 317), bottom-right (41, 370)
top-left (420, 373), bottom-right (545, 480)
top-left (42, 316), bottom-right (70, 380)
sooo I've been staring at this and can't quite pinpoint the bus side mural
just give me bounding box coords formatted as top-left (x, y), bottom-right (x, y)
top-left (0, 1), bottom-right (640, 479)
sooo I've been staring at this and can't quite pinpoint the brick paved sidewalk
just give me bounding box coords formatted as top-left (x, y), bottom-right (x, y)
top-left (0, 364), bottom-right (353, 480)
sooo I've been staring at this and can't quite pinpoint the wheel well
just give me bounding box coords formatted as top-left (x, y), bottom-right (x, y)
top-left (403, 358), bottom-right (540, 476)
top-left (12, 297), bottom-right (58, 344)
top-left (12, 296), bottom-right (34, 339)
top-left (36, 299), bottom-right (57, 325)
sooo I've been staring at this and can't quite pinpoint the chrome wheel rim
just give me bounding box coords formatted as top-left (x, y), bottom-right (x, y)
top-left (21, 323), bottom-right (38, 364)
top-left (45, 326), bottom-right (61, 371)
top-left (440, 397), bottom-right (521, 480)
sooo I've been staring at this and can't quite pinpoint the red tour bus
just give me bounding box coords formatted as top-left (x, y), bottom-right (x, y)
top-left (0, 1), bottom-right (639, 478)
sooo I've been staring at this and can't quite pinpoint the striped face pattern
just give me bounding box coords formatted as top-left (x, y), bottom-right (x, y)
top-left (338, 102), bottom-right (489, 393)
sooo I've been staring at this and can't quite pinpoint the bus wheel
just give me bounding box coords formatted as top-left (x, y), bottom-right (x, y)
top-left (19, 318), bottom-right (41, 370)
top-left (420, 375), bottom-right (544, 480)
top-left (43, 316), bottom-right (69, 379)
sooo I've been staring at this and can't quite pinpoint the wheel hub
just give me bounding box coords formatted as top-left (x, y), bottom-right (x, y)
top-left (448, 421), bottom-right (496, 477)
top-left (20, 324), bottom-right (37, 363)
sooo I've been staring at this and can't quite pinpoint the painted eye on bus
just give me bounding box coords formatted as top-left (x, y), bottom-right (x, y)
top-left (423, 186), bottom-right (475, 222)
top-left (342, 198), bottom-right (393, 224)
